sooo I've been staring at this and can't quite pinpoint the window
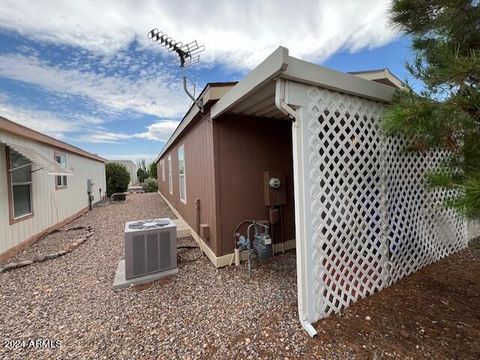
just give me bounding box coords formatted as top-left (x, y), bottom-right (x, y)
top-left (178, 145), bottom-right (186, 203)
top-left (161, 159), bottom-right (165, 182)
top-left (167, 155), bottom-right (173, 194)
top-left (8, 148), bottom-right (33, 220)
top-left (54, 153), bottom-right (67, 188)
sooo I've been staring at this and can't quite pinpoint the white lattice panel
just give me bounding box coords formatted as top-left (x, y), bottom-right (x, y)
top-left (302, 86), bottom-right (467, 321)
top-left (384, 137), bottom-right (468, 283)
top-left (306, 87), bottom-right (389, 320)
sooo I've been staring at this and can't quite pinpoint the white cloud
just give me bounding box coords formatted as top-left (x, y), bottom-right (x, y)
top-left (0, 0), bottom-right (400, 69)
top-left (133, 120), bottom-right (179, 141)
top-left (0, 102), bottom-right (77, 139)
top-left (75, 130), bottom-right (132, 144)
top-left (102, 153), bottom-right (156, 163)
top-left (0, 54), bottom-right (188, 117)
top-left (73, 120), bottom-right (178, 144)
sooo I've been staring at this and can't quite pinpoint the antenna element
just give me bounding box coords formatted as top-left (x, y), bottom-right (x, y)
top-left (147, 29), bottom-right (205, 112)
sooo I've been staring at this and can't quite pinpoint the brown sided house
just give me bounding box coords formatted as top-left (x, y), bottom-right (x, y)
top-left (155, 50), bottom-right (405, 268)
top-left (156, 82), bottom-right (296, 266)
top-left (155, 47), bottom-right (468, 336)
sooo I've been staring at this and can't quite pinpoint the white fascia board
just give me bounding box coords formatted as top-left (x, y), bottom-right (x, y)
top-left (282, 56), bottom-right (395, 103)
top-left (352, 69), bottom-right (406, 90)
top-left (210, 46), bottom-right (289, 119)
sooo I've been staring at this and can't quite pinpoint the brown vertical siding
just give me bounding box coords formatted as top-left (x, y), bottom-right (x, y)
top-left (215, 114), bottom-right (295, 256)
top-left (158, 116), bottom-right (219, 255)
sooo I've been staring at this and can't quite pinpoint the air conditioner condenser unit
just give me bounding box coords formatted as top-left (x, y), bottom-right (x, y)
top-left (124, 218), bottom-right (177, 279)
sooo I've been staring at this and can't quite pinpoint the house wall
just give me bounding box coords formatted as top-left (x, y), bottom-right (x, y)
top-left (215, 114), bottom-right (295, 256)
top-left (157, 116), bottom-right (219, 254)
top-left (0, 133), bottom-right (106, 258)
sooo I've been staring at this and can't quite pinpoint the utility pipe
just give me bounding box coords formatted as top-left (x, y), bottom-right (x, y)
top-left (275, 79), bottom-right (317, 337)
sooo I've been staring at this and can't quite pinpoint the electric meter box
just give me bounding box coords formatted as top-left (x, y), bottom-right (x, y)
top-left (263, 171), bottom-right (287, 207)
top-left (87, 179), bottom-right (95, 193)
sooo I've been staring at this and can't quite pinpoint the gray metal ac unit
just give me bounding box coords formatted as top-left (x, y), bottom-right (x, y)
top-left (124, 218), bottom-right (177, 279)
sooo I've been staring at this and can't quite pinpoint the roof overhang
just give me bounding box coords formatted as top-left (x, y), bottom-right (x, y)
top-left (349, 69), bottom-right (406, 90)
top-left (154, 82), bottom-right (236, 163)
top-left (0, 116), bottom-right (105, 163)
top-left (4, 142), bottom-right (73, 176)
top-left (155, 47), bottom-right (398, 163)
top-left (210, 47), bottom-right (396, 120)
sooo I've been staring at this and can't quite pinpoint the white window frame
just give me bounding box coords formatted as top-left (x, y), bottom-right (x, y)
top-left (161, 159), bottom-right (165, 182)
top-left (54, 152), bottom-right (68, 189)
top-left (178, 144), bottom-right (187, 204)
top-left (8, 148), bottom-right (33, 221)
top-left (167, 155), bottom-right (173, 194)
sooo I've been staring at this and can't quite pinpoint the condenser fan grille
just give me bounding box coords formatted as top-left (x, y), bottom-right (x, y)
top-left (128, 219), bottom-right (170, 230)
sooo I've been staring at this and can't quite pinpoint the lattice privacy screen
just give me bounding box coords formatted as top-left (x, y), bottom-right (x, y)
top-left (305, 87), bottom-right (467, 321)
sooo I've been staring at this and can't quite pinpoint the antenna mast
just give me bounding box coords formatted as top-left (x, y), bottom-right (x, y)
top-left (147, 29), bottom-right (205, 112)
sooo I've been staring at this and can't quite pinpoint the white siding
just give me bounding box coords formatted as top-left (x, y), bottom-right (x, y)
top-left (0, 132), bottom-right (106, 255)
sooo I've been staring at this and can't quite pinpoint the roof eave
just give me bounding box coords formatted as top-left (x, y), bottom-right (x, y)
top-left (154, 82), bottom-right (236, 163)
top-left (210, 47), bottom-right (396, 122)
top-left (0, 116), bottom-right (106, 163)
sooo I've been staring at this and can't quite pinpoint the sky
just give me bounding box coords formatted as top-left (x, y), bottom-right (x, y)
top-left (0, 0), bottom-right (413, 163)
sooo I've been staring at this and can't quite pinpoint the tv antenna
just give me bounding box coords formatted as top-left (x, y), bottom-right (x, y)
top-left (147, 29), bottom-right (205, 112)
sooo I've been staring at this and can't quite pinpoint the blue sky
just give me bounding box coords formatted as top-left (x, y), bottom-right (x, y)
top-left (0, 0), bottom-right (413, 163)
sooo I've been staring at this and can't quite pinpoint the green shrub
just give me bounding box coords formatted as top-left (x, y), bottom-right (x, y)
top-left (106, 163), bottom-right (130, 196)
top-left (149, 162), bottom-right (158, 179)
top-left (142, 177), bottom-right (158, 193)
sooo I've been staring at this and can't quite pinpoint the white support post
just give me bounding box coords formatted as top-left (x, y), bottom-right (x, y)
top-left (291, 106), bottom-right (317, 337)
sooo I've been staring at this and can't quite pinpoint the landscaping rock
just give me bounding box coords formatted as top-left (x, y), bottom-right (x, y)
top-left (33, 255), bottom-right (46, 262)
top-left (16, 260), bottom-right (33, 268)
top-left (2, 263), bottom-right (18, 271)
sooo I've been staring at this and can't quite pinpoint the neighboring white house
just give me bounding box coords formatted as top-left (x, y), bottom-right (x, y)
top-left (0, 116), bottom-right (106, 262)
top-left (105, 160), bottom-right (138, 186)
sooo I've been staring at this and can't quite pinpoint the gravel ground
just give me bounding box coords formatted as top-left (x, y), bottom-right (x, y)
top-left (0, 193), bottom-right (307, 359)
top-left (0, 193), bottom-right (478, 359)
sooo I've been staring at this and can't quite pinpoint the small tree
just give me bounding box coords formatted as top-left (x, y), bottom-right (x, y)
top-left (137, 158), bottom-right (149, 183)
top-left (149, 162), bottom-right (158, 179)
top-left (137, 168), bottom-right (148, 183)
top-left (382, 0), bottom-right (480, 219)
top-left (106, 163), bottom-right (130, 196)
top-left (142, 177), bottom-right (158, 193)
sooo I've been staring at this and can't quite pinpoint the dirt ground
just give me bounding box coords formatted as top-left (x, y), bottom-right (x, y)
top-left (0, 193), bottom-right (479, 359)
top-left (308, 242), bottom-right (480, 359)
